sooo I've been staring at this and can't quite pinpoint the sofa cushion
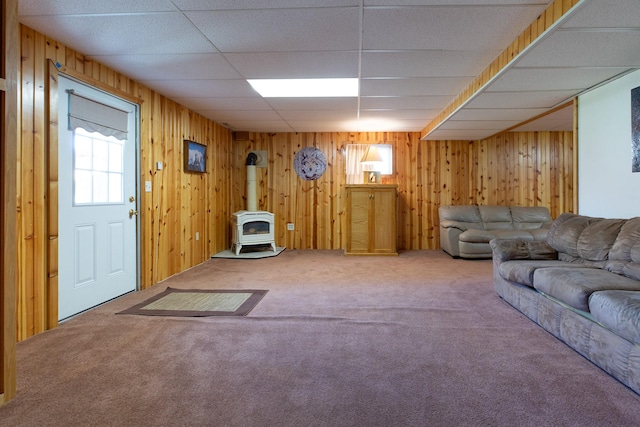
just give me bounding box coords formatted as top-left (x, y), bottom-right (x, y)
top-left (459, 229), bottom-right (533, 244)
top-left (478, 205), bottom-right (513, 230)
top-left (490, 239), bottom-right (558, 262)
top-left (608, 217), bottom-right (640, 262)
top-left (546, 213), bottom-right (625, 262)
top-left (498, 260), bottom-right (587, 288)
top-left (528, 228), bottom-right (549, 241)
top-left (510, 206), bottom-right (552, 229)
top-left (589, 290), bottom-right (640, 345)
top-left (438, 205), bottom-right (482, 224)
top-left (546, 213), bottom-right (593, 257)
top-left (606, 217), bottom-right (640, 280)
top-left (533, 267), bottom-right (640, 312)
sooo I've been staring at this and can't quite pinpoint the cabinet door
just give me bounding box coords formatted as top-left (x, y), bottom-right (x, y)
top-left (371, 189), bottom-right (397, 253)
top-left (347, 189), bottom-right (371, 253)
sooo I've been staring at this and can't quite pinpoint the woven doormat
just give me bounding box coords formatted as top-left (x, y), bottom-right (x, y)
top-left (117, 287), bottom-right (268, 317)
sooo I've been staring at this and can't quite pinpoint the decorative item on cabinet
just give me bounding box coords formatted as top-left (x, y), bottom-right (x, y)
top-left (360, 145), bottom-right (383, 184)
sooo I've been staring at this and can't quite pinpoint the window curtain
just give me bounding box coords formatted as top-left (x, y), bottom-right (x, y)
top-left (68, 91), bottom-right (128, 140)
top-left (345, 144), bottom-right (369, 184)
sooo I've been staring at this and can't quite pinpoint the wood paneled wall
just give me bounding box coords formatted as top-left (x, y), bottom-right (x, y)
top-left (233, 131), bottom-right (574, 251)
top-left (17, 25), bottom-right (233, 341)
top-left (15, 24), bottom-right (575, 342)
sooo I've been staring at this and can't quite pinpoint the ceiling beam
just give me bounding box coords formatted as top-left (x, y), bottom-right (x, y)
top-left (421, 0), bottom-right (582, 140)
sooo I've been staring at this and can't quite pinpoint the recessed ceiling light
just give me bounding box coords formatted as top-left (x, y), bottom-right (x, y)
top-left (247, 78), bottom-right (358, 98)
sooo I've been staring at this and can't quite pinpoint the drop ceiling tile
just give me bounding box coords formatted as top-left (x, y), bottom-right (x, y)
top-left (196, 110), bottom-right (283, 121)
top-left (359, 110), bottom-right (435, 120)
top-left (362, 5), bottom-right (546, 50)
top-left (561, 0), bottom-right (640, 28)
top-left (18, 0), bottom-right (178, 15)
top-left (451, 108), bottom-right (550, 121)
top-left (89, 53), bottom-right (242, 81)
top-left (224, 51), bottom-right (358, 79)
top-left (361, 78), bottom-right (470, 97)
top-left (354, 119), bottom-right (428, 132)
top-left (173, 0), bottom-right (358, 10)
top-left (172, 97), bottom-right (273, 111)
top-left (424, 129), bottom-right (500, 140)
top-left (360, 96), bottom-right (451, 110)
top-left (361, 50), bottom-right (496, 78)
top-left (140, 79), bottom-right (258, 98)
top-left (265, 98), bottom-right (359, 110)
top-left (486, 67), bottom-right (632, 92)
top-left (464, 90), bottom-right (577, 109)
top-left (366, 0), bottom-right (550, 4)
top-left (19, 13), bottom-right (216, 55)
top-left (437, 120), bottom-right (521, 130)
top-left (185, 8), bottom-right (360, 52)
top-left (516, 31), bottom-right (640, 68)
top-left (279, 110), bottom-right (357, 120)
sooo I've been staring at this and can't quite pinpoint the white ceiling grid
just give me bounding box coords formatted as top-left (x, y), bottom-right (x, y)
top-left (17, 0), bottom-right (640, 139)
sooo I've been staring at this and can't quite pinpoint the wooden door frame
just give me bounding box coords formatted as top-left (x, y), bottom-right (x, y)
top-left (1, 0), bottom-right (18, 405)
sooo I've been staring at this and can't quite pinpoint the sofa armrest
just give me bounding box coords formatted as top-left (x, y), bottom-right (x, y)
top-left (439, 219), bottom-right (470, 231)
top-left (440, 226), bottom-right (464, 257)
top-left (489, 239), bottom-right (558, 263)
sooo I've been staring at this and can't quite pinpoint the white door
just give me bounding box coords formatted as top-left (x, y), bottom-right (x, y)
top-left (58, 76), bottom-right (138, 320)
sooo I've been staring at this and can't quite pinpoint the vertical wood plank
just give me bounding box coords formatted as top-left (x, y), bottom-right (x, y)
top-left (2, 0), bottom-right (19, 403)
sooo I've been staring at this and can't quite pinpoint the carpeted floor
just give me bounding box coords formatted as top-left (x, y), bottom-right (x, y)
top-left (1, 250), bottom-right (639, 426)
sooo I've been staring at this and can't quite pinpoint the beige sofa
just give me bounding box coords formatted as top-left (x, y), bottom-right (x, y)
top-left (438, 205), bottom-right (552, 258)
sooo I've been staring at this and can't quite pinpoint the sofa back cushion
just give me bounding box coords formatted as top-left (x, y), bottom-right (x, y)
top-left (510, 206), bottom-right (552, 230)
top-left (478, 205), bottom-right (512, 230)
top-left (438, 205), bottom-right (483, 231)
top-left (607, 217), bottom-right (640, 280)
top-left (546, 213), bottom-right (625, 263)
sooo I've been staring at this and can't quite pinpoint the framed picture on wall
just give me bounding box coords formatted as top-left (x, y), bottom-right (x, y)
top-left (184, 140), bottom-right (206, 173)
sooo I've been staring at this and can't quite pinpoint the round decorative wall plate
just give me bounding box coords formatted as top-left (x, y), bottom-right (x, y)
top-left (294, 147), bottom-right (327, 180)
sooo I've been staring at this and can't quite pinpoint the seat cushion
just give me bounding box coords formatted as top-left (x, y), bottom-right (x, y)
top-left (510, 206), bottom-right (551, 229)
top-left (498, 260), bottom-right (585, 288)
top-left (459, 229), bottom-right (533, 244)
top-left (589, 290), bottom-right (640, 345)
top-left (534, 267), bottom-right (640, 312)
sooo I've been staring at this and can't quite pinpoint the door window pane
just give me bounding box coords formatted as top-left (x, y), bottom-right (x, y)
top-left (73, 128), bottom-right (125, 205)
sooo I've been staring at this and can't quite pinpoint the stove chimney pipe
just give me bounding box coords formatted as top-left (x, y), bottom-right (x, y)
top-left (246, 152), bottom-right (258, 211)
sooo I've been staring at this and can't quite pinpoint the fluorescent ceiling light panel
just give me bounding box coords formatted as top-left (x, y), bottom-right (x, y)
top-left (248, 78), bottom-right (358, 97)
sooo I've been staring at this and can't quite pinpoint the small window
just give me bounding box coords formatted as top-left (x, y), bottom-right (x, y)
top-left (73, 128), bottom-right (125, 205)
top-left (345, 144), bottom-right (393, 184)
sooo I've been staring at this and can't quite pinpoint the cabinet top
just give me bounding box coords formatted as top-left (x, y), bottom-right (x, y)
top-left (345, 184), bottom-right (398, 189)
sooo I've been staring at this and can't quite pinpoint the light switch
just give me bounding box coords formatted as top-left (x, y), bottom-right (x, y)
top-left (145, 181), bottom-right (152, 192)
top-left (156, 161), bottom-right (163, 170)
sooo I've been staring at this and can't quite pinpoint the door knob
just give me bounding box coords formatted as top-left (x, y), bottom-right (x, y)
top-left (129, 209), bottom-right (138, 218)
top-left (129, 196), bottom-right (136, 203)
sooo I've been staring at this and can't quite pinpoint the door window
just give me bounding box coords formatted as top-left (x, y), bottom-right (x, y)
top-left (73, 127), bottom-right (124, 205)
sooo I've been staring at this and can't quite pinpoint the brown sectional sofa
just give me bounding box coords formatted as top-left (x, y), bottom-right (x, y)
top-left (438, 205), bottom-right (552, 258)
top-left (491, 212), bottom-right (640, 395)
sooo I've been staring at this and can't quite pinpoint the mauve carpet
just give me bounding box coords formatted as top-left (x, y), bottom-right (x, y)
top-left (1, 250), bottom-right (639, 426)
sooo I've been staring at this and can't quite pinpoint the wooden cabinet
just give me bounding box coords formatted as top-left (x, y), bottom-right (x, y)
top-left (345, 184), bottom-right (398, 255)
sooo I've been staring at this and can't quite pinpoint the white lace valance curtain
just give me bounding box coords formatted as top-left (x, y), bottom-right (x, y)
top-left (68, 92), bottom-right (128, 140)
